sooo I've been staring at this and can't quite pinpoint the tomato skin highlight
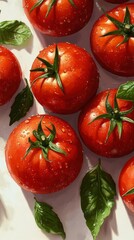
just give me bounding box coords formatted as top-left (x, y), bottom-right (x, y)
top-left (90, 3), bottom-right (134, 76)
top-left (23, 0), bottom-right (93, 36)
top-left (5, 114), bottom-right (83, 194)
top-left (119, 156), bottom-right (134, 213)
top-left (30, 42), bottom-right (99, 114)
top-left (78, 89), bottom-right (134, 158)
top-left (0, 46), bottom-right (22, 106)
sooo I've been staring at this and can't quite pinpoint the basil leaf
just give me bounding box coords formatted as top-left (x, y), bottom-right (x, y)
top-left (80, 161), bottom-right (116, 240)
top-left (116, 81), bottom-right (134, 102)
top-left (0, 20), bottom-right (32, 45)
top-left (9, 79), bottom-right (34, 125)
top-left (122, 187), bottom-right (134, 197)
top-left (34, 199), bottom-right (66, 239)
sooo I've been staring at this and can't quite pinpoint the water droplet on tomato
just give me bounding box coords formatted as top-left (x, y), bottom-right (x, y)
top-left (65, 163), bottom-right (68, 169)
top-left (20, 129), bottom-right (30, 138)
top-left (25, 120), bottom-right (30, 124)
top-left (97, 139), bottom-right (103, 145)
top-left (67, 148), bottom-right (71, 152)
top-left (102, 123), bottom-right (107, 128)
top-left (61, 128), bottom-right (65, 133)
top-left (110, 148), bottom-right (117, 155)
top-left (49, 49), bottom-right (54, 53)
top-left (39, 153), bottom-right (43, 160)
top-left (90, 112), bottom-right (97, 121)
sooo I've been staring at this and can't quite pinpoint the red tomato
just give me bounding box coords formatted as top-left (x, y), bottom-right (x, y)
top-left (104, 0), bottom-right (129, 3)
top-left (30, 42), bottom-right (99, 114)
top-left (90, 3), bottom-right (134, 76)
top-left (78, 89), bottom-right (134, 158)
top-left (0, 46), bottom-right (22, 106)
top-left (5, 114), bottom-right (83, 194)
top-left (119, 156), bottom-right (134, 212)
top-left (23, 0), bottom-right (93, 36)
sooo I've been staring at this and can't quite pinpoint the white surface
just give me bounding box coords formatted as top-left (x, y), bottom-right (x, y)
top-left (0, 0), bottom-right (134, 240)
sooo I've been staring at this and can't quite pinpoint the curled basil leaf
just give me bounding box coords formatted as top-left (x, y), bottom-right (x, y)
top-left (117, 81), bottom-right (134, 102)
top-left (0, 20), bottom-right (32, 45)
top-left (34, 198), bottom-right (66, 239)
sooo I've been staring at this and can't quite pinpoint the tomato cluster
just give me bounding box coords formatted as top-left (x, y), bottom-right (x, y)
top-left (1, 0), bottom-right (134, 231)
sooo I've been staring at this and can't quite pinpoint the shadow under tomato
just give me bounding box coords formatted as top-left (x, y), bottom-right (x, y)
top-left (123, 203), bottom-right (134, 229)
top-left (0, 198), bottom-right (8, 226)
top-left (34, 26), bottom-right (82, 50)
top-left (45, 111), bottom-right (80, 133)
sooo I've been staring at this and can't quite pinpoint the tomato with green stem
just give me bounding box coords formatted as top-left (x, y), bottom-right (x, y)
top-left (119, 156), bottom-right (134, 213)
top-left (0, 46), bottom-right (22, 106)
top-left (78, 89), bottom-right (134, 158)
top-left (5, 114), bottom-right (83, 194)
top-left (23, 0), bottom-right (93, 36)
top-left (90, 3), bottom-right (134, 76)
top-left (30, 42), bottom-right (99, 114)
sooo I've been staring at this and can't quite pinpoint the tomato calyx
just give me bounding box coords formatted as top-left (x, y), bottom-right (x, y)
top-left (30, 45), bottom-right (64, 92)
top-left (30, 0), bottom-right (76, 17)
top-left (122, 188), bottom-right (134, 197)
top-left (24, 118), bottom-right (66, 161)
top-left (102, 7), bottom-right (134, 46)
top-left (89, 93), bottom-right (134, 142)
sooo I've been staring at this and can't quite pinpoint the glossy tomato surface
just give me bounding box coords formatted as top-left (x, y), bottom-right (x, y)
top-left (119, 156), bottom-right (134, 212)
top-left (0, 46), bottom-right (22, 106)
top-left (23, 0), bottom-right (93, 36)
top-left (5, 114), bottom-right (83, 194)
top-left (78, 89), bottom-right (134, 158)
top-left (90, 3), bottom-right (134, 76)
top-left (30, 42), bottom-right (99, 114)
